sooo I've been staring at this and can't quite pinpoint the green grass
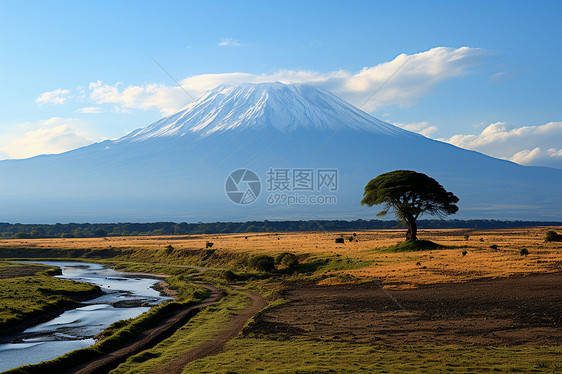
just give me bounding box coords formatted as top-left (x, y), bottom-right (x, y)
top-left (0, 245), bottom-right (241, 273)
top-left (182, 336), bottom-right (562, 373)
top-left (296, 255), bottom-right (373, 274)
top-left (110, 262), bottom-right (199, 276)
top-left (110, 288), bottom-right (252, 374)
top-left (0, 262), bottom-right (101, 331)
top-left (379, 239), bottom-right (447, 252)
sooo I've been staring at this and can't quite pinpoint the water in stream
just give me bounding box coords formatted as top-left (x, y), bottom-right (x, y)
top-left (0, 261), bottom-right (172, 372)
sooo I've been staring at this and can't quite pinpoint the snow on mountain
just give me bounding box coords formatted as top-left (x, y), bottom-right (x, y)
top-left (118, 83), bottom-right (412, 142)
top-left (0, 82), bottom-right (560, 223)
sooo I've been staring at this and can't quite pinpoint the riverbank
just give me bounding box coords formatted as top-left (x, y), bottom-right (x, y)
top-left (68, 284), bottom-right (223, 374)
top-left (0, 262), bottom-right (103, 338)
top-left (1, 261), bottom-right (211, 374)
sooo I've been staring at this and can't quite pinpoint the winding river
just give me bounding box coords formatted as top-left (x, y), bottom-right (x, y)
top-left (0, 261), bottom-right (172, 372)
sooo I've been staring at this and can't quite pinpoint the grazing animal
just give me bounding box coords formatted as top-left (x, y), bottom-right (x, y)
top-left (335, 238), bottom-right (345, 244)
top-left (206, 242), bottom-right (214, 248)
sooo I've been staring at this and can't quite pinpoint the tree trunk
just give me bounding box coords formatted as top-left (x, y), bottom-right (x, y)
top-left (405, 215), bottom-right (418, 241)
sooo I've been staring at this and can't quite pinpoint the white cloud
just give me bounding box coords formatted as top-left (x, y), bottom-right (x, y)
top-left (35, 88), bottom-right (71, 105)
top-left (510, 147), bottom-right (543, 165)
top-left (548, 148), bottom-right (562, 158)
top-left (85, 46), bottom-right (487, 115)
top-left (1, 117), bottom-right (97, 159)
top-left (342, 46), bottom-right (488, 110)
top-left (89, 81), bottom-right (190, 115)
top-left (76, 107), bottom-right (102, 114)
top-left (509, 147), bottom-right (562, 167)
top-left (442, 121), bottom-right (562, 168)
top-left (217, 38), bottom-right (242, 47)
top-left (393, 121), bottom-right (438, 136)
top-left (489, 67), bottom-right (525, 84)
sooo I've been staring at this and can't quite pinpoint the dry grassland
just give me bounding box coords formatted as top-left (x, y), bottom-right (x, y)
top-left (1, 226), bottom-right (561, 288)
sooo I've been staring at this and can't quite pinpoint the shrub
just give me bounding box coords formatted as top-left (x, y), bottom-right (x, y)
top-left (274, 252), bottom-right (289, 264)
top-left (490, 244), bottom-right (498, 250)
top-left (206, 242), bottom-right (214, 248)
top-left (348, 236), bottom-right (354, 242)
top-left (248, 255), bottom-right (275, 272)
top-left (383, 239), bottom-right (445, 252)
top-left (545, 230), bottom-right (562, 242)
top-left (462, 250), bottom-right (468, 256)
top-left (275, 252), bottom-right (298, 269)
top-left (222, 270), bottom-right (237, 281)
top-left (520, 248), bottom-right (529, 256)
top-left (165, 244), bottom-right (174, 255)
top-left (282, 255), bottom-right (298, 269)
top-left (463, 234), bottom-right (469, 241)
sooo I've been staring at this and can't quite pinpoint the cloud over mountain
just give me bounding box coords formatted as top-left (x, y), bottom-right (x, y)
top-left (84, 46), bottom-right (487, 115)
top-left (1, 117), bottom-right (96, 159)
top-left (442, 121), bottom-right (562, 168)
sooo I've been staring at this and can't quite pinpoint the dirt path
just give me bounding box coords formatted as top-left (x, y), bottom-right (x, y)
top-left (154, 290), bottom-right (267, 374)
top-left (66, 284), bottom-right (224, 374)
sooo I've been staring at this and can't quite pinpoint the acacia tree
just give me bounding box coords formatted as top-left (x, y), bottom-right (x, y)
top-left (361, 170), bottom-right (459, 241)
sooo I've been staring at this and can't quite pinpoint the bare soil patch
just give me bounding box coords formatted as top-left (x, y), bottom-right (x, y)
top-left (0, 264), bottom-right (52, 279)
top-left (249, 272), bottom-right (562, 346)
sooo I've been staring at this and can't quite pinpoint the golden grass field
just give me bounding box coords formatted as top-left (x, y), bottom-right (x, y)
top-left (2, 226), bottom-right (561, 289)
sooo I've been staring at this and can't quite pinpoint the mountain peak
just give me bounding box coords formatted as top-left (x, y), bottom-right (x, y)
top-left (117, 82), bottom-right (412, 143)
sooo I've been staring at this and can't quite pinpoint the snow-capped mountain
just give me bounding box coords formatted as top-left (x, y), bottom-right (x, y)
top-left (118, 83), bottom-right (410, 141)
top-left (0, 82), bottom-right (560, 222)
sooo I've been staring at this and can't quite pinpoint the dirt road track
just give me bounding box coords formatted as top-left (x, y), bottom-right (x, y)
top-left (154, 290), bottom-right (266, 374)
top-left (67, 284), bottom-right (224, 374)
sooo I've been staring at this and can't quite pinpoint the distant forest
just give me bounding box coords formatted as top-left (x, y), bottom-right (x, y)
top-left (0, 220), bottom-right (560, 239)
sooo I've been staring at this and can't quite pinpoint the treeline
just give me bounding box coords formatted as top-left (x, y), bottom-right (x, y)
top-left (0, 219), bottom-right (560, 239)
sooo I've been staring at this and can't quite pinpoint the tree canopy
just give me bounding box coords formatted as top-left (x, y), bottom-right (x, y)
top-left (361, 170), bottom-right (459, 241)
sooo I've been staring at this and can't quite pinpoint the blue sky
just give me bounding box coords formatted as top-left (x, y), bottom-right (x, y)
top-left (1, 0), bottom-right (561, 167)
